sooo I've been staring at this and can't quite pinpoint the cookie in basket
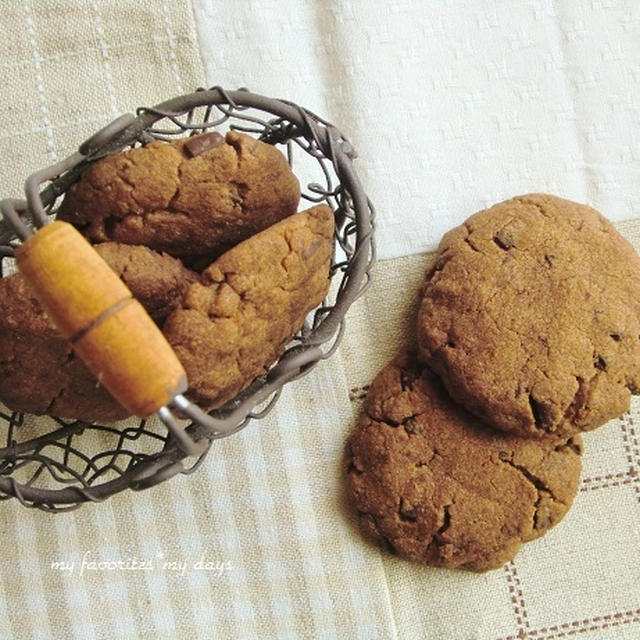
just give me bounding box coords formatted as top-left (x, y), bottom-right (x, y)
top-left (163, 204), bottom-right (334, 410)
top-left (57, 131), bottom-right (300, 267)
top-left (417, 193), bottom-right (640, 438)
top-left (345, 350), bottom-right (582, 572)
top-left (0, 243), bottom-right (197, 422)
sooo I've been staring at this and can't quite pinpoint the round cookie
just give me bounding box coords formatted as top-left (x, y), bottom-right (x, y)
top-left (0, 243), bottom-right (197, 422)
top-left (57, 131), bottom-right (301, 265)
top-left (346, 350), bottom-right (583, 572)
top-left (418, 194), bottom-right (640, 438)
top-left (163, 204), bottom-right (334, 410)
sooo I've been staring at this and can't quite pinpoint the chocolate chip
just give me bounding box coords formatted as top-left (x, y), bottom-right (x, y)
top-left (594, 355), bottom-right (607, 371)
top-left (398, 497), bottom-right (418, 521)
top-left (183, 132), bottom-right (224, 157)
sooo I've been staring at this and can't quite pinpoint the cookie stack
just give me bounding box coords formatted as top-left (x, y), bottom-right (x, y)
top-left (346, 194), bottom-right (640, 571)
top-left (0, 132), bottom-right (334, 422)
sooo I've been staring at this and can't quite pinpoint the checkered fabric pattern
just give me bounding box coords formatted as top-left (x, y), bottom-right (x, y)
top-left (0, 1), bottom-right (639, 639)
top-left (0, 0), bottom-right (202, 199)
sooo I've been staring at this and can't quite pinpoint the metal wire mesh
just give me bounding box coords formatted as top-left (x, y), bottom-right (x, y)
top-left (0, 87), bottom-right (375, 511)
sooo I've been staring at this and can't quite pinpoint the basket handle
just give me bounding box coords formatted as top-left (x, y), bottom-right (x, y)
top-left (15, 221), bottom-right (187, 418)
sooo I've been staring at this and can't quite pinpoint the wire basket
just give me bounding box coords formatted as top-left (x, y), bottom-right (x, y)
top-left (0, 87), bottom-right (375, 511)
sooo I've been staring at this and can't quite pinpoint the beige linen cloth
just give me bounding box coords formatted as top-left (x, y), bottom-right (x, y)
top-left (0, 2), bottom-right (639, 639)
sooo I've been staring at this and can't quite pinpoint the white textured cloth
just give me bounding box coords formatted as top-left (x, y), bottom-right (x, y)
top-left (194, 0), bottom-right (640, 260)
top-left (0, 1), bottom-right (639, 639)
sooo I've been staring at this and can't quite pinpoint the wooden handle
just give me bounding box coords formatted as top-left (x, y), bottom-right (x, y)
top-left (15, 221), bottom-right (187, 418)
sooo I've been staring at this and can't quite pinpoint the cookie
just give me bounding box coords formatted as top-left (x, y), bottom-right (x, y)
top-left (0, 243), bottom-right (197, 422)
top-left (57, 131), bottom-right (301, 265)
top-left (87, 242), bottom-right (198, 324)
top-left (417, 194), bottom-right (640, 437)
top-left (346, 350), bottom-right (583, 572)
top-left (163, 204), bottom-right (334, 410)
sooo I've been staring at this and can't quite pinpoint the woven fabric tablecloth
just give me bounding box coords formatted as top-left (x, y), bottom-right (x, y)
top-left (0, 2), bottom-right (639, 639)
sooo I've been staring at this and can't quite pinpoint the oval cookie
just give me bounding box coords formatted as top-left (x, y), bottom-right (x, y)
top-left (0, 243), bottom-right (196, 422)
top-left (163, 204), bottom-right (334, 410)
top-left (57, 131), bottom-right (301, 264)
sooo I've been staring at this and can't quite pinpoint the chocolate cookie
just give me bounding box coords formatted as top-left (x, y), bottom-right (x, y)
top-left (418, 194), bottom-right (640, 438)
top-left (346, 351), bottom-right (583, 572)
top-left (57, 131), bottom-right (301, 264)
top-left (0, 243), bottom-right (197, 422)
top-left (163, 204), bottom-right (334, 410)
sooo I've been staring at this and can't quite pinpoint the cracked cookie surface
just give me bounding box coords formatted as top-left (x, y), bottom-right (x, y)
top-left (57, 132), bottom-right (300, 264)
top-left (346, 350), bottom-right (582, 572)
top-left (163, 205), bottom-right (334, 410)
top-left (418, 193), bottom-right (640, 438)
top-left (0, 243), bottom-right (197, 422)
